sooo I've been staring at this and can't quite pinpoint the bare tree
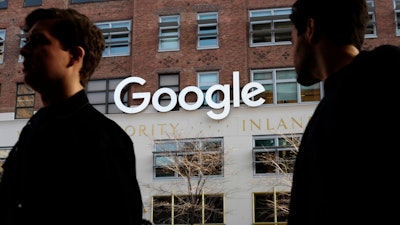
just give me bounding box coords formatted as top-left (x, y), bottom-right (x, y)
top-left (0, 147), bottom-right (11, 182)
top-left (253, 133), bottom-right (301, 222)
top-left (257, 133), bottom-right (300, 185)
top-left (150, 137), bottom-right (225, 225)
top-left (147, 133), bottom-right (299, 224)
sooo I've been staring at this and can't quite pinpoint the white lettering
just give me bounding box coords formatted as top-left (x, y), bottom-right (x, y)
top-left (114, 71), bottom-right (266, 120)
top-left (114, 77), bottom-right (150, 113)
top-left (233, 71), bottom-right (240, 107)
top-left (178, 86), bottom-right (204, 110)
top-left (241, 82), bottom-right (265, 107)
top-left (206, 84), bottom-right (230, 120)
top-left (152, 88), bottom-right (177, 112)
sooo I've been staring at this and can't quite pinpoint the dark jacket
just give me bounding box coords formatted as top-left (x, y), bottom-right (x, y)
top-left (0, 90), bottom-right (143, 225)
top-left (287, 45), bottom-right (400, 225)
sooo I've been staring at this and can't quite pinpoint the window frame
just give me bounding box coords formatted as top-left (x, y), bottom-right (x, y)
top-left (365, 0), bottom-right (377, 38)
top-left (152, 193), bottom-right (224, 225)
top-left (197, 12), bottom-right (219, 49)
top-left (86, 77), bottom-right (128, 114)
top-left (253, 190), bottom-right (290, 225)
top-left (251, 68), bottom-right (323, 105)
top-left (158, 15), bottom-right (180, 52)
top-left (18, 31), bottom-right (26, 62)
top-left (197, 71), bottom-right (219, 106)
top-left (0, 29), bottom-right (5, 64)
top-left (252, 134), bottom-right (301, 176)
top-left (394, 0), bottom-right (400, 36)
top-left (153, 137), bottom-right (224, 179)
top-left (158, 73), bottom-right (180, 111)
top-left (96, 20), bottom-right (131, 57)
top-left (249, 8), bottom-right (293, 47)
top-left (15, 83), bottom-right (35, 119)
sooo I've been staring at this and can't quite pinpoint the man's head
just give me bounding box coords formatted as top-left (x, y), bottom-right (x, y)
top-left (21, 8), bottom-right (105, 89)
top-left (290, 0), bottom-right (369, 50)
top-left (289, 0), bottom-right (369, 86)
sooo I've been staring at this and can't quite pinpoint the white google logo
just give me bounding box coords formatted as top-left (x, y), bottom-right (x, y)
top-left (114, 71), bottom-right (266, 120)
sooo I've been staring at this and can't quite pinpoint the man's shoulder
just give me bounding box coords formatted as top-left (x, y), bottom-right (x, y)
top-left (82, 109), bottom-right (133, 145)
top-left (368, 44), bottom-right (400, 59)
top-left (373, 44), bottom-right (400, 54)
top-left (81, 105), bottom-right (126, 132)
top-left (356, 44), bottom-right (400, 69)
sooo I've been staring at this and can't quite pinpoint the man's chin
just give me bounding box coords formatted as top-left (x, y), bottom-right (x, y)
top-left (24, 77), bottom-right (40, 92)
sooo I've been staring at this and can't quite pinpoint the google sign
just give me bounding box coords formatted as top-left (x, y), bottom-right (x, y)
top-left (114, 71), bottom-right (266, 120)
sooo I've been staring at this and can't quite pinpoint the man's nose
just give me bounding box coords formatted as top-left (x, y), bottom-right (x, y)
top-left (20, 44), bottom-right (29, 57)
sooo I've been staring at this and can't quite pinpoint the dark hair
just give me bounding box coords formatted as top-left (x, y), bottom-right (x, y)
top-left (289, 0), bottom-right (369, 50)
top-left (23, 8), bottom-right (105, 86)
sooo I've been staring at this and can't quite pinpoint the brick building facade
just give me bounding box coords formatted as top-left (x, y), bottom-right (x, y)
top-left (1, 0), bottom-right (399, 224)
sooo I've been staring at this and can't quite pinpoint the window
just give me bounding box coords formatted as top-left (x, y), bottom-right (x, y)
top-left (197, 12), bottom-right (219, 49)
top-left (249, 8), bottom-right (292, 46)
top-left (395, 0), bottom-right (400, 35)
top-left (153, 137), bottom-right (223, 178)
top-left (15, 83), bottom-right (35, 119)
top-left (153, 193), bottom-right (224, 225)
top-left (96, 20), bottom-right (131, 57)
top-left (253, 134), bottom-right (300, 175)
top-left (0, 146), bottom-right (12, 181)
top-left (198, 71), bottom-right (219, 106)
top-left (158, 15), bottom-right (180, 51)
top-left (24, 0), bottom-right (41, 6)
top-left (365, 0), bottom-right (377, 37)
top-left (71, 0), bottom-right (106, 3)
top-left (86, 78), bottom-right (127, 114)
top-left (18, 31), bottom-right (26, 62)
top-left (251, 68), bottom-right (322, 105)
top-left (0, 29), bottom-right (5, 63)
top-left (159, 73), bottom-right (180, 111)
top-left (253, 190), bottom-right (290, 225)
top-left (0, 0), bottom-right (8, 9)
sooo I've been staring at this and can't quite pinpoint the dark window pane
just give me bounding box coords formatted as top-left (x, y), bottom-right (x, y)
top-left (0, 0), bottom-right (8, 9)
top-left (24, 0), bottom-right (41, 7)
top-left (72, 0), bottom-right (106, 3)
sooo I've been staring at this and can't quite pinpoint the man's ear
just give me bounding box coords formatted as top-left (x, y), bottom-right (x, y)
top-left (71, 46), bottom-right (85, 61)
top-left (68, 46), bottom-right (85, 67)
top-left (306, 18), bottom-right (318, 44)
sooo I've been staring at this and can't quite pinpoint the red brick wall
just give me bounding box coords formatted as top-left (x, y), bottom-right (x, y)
top-left (0, 0), bottom-right (399, 113)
